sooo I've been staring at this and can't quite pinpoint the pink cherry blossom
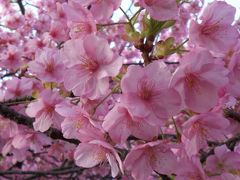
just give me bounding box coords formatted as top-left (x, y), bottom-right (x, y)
top-left (4, 77), bottom-right (33, 100)
top-left (182, 112), bottom-right (229, 156)
top-left (63, 34), bottom-right (122, 100)
top-left (0, 45), bottom-right (22, 69)
top-left (124, 140), bottom-right (178, 180)
top-left (189, 1), bottom-right (239, 52)
top-left (121, 61), bottom-right (181, 126)
top-left (102, 103), bottom-right (159, 144)
top-left (56, 103), bottom-right (105, 142)
top-left (74, 140), bottom-right (123, 178)
top-left (138, 0), bottom-right (178, 21)
top-left (62, 1), bottom-right (96, 38)
top-left (26, 89), bottom-right (63, 132)
top-left (78, 0), bottom-right (122, 21)
top-left (170, 49), bottom-right (229, 113)
top-left (175, 157), bottom-right (207, 180)
top-left (205, 145), bottom-right (240, 175)
top-left (28, 48), bottom-right (65, 83)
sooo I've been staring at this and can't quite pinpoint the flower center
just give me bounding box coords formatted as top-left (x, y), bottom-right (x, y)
top-left (137, 79), bottom-right (155, 101)
top-left (201, 24), bottom-right (219, 35)
top-left (185, 73), bottom-right (200, 91)
top-left (81, 57), bottom-right (99, 73)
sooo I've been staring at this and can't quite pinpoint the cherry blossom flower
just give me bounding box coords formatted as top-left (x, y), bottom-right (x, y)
top-left (102, 103), bottom-right (159, 144)
top-left (4, 77), bottom-right (33, 100)
top-left (182, 112), bottom-right (230, 156)
top-left (205, 145), bottom-right (240, 175)
top-left (124, 140), bottom-right (178, 180)
top-left (56, 103), bottom-right (105, 142)
top-left (138, 0), bottom-right (178, 21)
top-left (77, 0), bottom-right (122, 21)
top-left (121, 61), bottom-right (181, 126)
top-left (63, 34), bottom-right (122, 100)
top-left (189, 1), bottom-right (239, 52)
top-left (170, 49), bottom-right (229, 113)
top-left (74, 140), bottom-right (123, 178)
top-left (62, 1), bottom-right (96, 38)
top-left (26, 89), bottom-right (63, 132)
top-left (28, 48), bottom-right (65, 83)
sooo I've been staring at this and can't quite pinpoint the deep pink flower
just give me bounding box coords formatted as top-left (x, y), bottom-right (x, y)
top-left (138, 0), bottom-right (178, 21)
top-left (26, 89), bottom-right (63, 132)
top-left (189, 1), bottom-right (239, 52)
top-left (102, 104), bottom-right (159, 144)
top-left (28, 48), bottom-right (65, 83)
top-left (121, 61), bottom-right (181, 126)
top-left (170, 49), bottom-right (229, 113)
top-left (63, 34), bottom-right (122, 100)
top-left (74, 140), bottom-right (123, 177)
top-left (124, 140), bottom-right (178, 180)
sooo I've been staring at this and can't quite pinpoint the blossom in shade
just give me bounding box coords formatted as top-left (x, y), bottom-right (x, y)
top-left (205, 145), bottom-right (240, 175)
top-left (124, 140), bottom-right (178, 180)
top-left (74, 140), bottom-right (123, 178)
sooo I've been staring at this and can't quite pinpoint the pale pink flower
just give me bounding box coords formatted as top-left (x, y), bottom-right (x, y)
top-left (77, 0), bottom-right (122, 21)
top-left (138, 0), bottom-right (178, 21)
top-left (182, 112), bottom-right (229, 156)
top-left (121, 61), bottom-right (181, 126)
top-left (28, 48), bottom-right (65, 83)
top-left (74, 140), bottom-right (123, 178)
top-left (124, 140), bottom-right (178, 180)
top-left (12, 132), bottom-right (51, 153)
top-left (56, 103), bottom-right (105, 142)
top-left (102, 104), bottom-right (159, 144)
top-left (63, 34), bottom-right (122, 100)
top-left (170, 49), bottom-right (229, 113)
top-left (175, 157), bottom-right (207, 180)
top-left (205, 145), bottom-right (240, 175)
top-left (49, 21), bottom-right (69, 42)
top-left (4, 77), bottom-right (33, 100)
top-left (0, 117), bottom-right (18, 139)
top-left (0, 45), bottom-right (22, 69)
top-left (189, 1), bottom-right (239, 52)
top-left (62, 1), bottom-right (96, 38)
top-left (26, 89), bottom-right (63, 132)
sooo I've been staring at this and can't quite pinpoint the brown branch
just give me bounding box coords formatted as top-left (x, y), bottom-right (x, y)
top-left (17, 0), bottom-right (25, 15)
top-left (224, 108), bottom-right (240, 123)
top-left (2, 96), bottom-right (35, 106)
top-left (200, 133), bottom-right (240, 163)
top-left (0, 103), bottom-right (80, 145)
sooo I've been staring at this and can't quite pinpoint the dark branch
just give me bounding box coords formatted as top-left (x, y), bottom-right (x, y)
top-left (224, 108), bottom-right (240, 123)
top-left (0, 103), bottom-right (80, 145)
top-left (17, 0), bottom-right (25, 15)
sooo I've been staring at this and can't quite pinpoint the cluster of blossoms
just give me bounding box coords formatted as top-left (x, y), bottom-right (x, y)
top-left (0, 0), bottom-right (240, 179)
